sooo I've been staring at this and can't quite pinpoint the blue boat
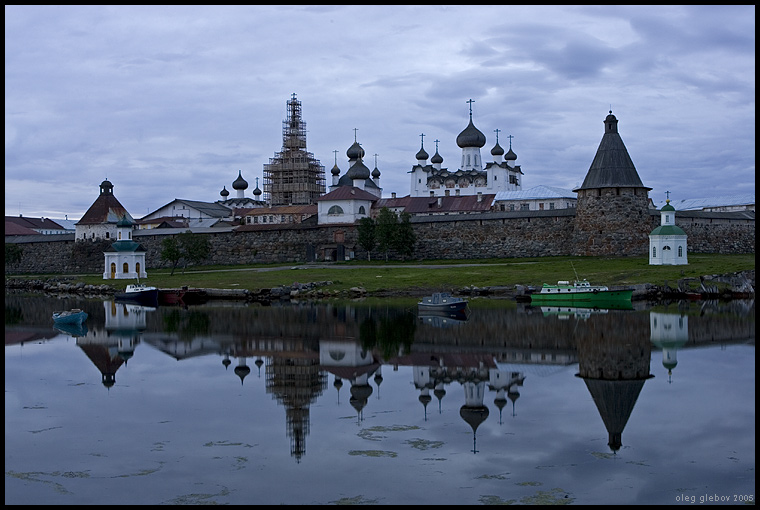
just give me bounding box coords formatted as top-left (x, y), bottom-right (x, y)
top-left (52, 308), bottom-right (88, 324)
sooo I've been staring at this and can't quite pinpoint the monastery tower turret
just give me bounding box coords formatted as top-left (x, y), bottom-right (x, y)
top-left (572, 111), bottom-right (651, 256)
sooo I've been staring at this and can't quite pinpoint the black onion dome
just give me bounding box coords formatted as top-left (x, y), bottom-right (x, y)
top-left (456, 119), bottom-right (487, 148)
top-left (253, 186), bottom-right (262, 197)
top-left (220, 186), bottom-right (229, 198)
top-left (372, 166), bottom-right (381, 178)
top-left (505, 147), bottom-right (517, 161)
top-left (232, 170), bottom-right (248, 190)
top-left (347, 141), bottom-right (365, 160)
top-left (431, 151), bottom-right (443, 164)
top-left (491, 142), bottom-right (504, 156)
top-left (331, 163), bottom-right (341, 176)
top-left (346, 160), bottom-right (371, 180)
top-left (416, 146), bottom-right (429, 160)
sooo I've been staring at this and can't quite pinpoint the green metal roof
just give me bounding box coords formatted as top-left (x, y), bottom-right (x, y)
top-left (650, 225), bottom-right (686, 236)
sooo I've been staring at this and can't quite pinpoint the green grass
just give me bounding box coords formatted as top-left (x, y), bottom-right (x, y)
top-left (12, 253), bottom-right (754, 294)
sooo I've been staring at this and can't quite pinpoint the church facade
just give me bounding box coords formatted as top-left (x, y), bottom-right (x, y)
top-left (409, 101), bottom-right (523, 198)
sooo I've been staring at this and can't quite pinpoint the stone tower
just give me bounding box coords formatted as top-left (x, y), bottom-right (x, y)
top-left (573, 112), bottom-right (651, 256)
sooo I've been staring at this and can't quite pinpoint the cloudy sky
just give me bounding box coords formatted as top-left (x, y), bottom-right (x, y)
top-left (5, 5), bottom-right (755, 220)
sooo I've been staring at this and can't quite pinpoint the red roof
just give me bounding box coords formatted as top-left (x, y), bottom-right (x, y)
top-left (383, 194), bottom-right (495, 214)
top-left (316, 186), bottom-right (379, 202)
top-left (5, 221), bottom-right (40, 235)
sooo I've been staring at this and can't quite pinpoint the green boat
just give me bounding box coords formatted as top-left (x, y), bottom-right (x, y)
top-left (529, 280), bottom-right (632, 305)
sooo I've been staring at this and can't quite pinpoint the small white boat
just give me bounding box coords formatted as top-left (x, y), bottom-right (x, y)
top-left (52, 308), bottom-right (88, 324)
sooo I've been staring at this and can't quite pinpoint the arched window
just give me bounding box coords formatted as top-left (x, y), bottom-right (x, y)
top-left (123, 262), bottom-right (129, 273)
top-left (106, 232), bottom-right (110, 239)
top-left (117, 231), bottom-right (121, 240)
top-left (358, 206), bottom-right (366, 215)
top-left (678, 246), bottom-right (683, 257)
top-left (135, 262), bottom-right (141, 275)
top-left (652, 246), bottom-right (657, 258)
top-left (328, 205), bottom-right (344, 215)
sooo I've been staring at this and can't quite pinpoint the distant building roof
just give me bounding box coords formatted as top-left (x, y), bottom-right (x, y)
top-left (316, 186), bottom-right (379, 202)
top-left (5, 216), bottom-right (66, 231)
top-left (5, 220), bottom-right (40, 236)
top-left (401, 194), bottom-right (495, 214)
top-left (652, 194), bottom-right (755, 211)
top-left (493, 186), bottom-right (576, 202)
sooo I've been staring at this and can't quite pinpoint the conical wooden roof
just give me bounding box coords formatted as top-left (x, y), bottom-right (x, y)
top-left (574, 112), bottom-right (651, 192)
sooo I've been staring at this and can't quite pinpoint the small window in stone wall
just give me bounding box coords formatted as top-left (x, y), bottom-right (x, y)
top-left (334, 231), bottom-right (345, 243)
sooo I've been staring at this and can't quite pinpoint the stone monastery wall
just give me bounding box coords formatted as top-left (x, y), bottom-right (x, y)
top-left (5, 209), bottom-right (754, 275)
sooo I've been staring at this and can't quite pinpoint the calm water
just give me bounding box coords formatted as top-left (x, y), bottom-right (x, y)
top-left (5, 293), bottom-right (755, 505)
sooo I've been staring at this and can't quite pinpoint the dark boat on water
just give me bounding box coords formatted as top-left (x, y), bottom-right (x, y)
top-left (115, 283), bottom-right (159, 307)
top-left (418, 292), bottom-right (469, 313)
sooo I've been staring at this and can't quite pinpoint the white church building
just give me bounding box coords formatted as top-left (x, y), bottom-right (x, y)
top-left (649, 197), bottom-right (688, 265)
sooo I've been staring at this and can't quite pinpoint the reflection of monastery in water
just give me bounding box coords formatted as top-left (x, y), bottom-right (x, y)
top-left (35, 298), bottom-right (751, 460)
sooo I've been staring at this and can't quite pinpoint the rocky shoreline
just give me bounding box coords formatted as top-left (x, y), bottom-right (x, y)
top-left (5, 270), bottom-right (754, 303)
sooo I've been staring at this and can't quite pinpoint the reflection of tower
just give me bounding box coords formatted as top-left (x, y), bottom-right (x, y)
top-left (413, 365), bottom-right (435, 421)
top-left (319, 339), bottom-right (380, 425)
top-left (222, 352), bottom-right (231, 370)
top-left (458, 361), bottom-right (491, 454)
top-left (489, 367), bottom-right (525, 424)
top-left (460, 382), bottom-right (489, 454)
top-left (255, 358), bottom-right (264, 377)
top-left (650, 312), bottom-right (689, 383)
top-left (434, 382), bottom-right (446, 414)
top-left (266, 356), bottom-right (327, 462)
top-left (507, 380), bottom-right (522, 417)
top-left (334, 377), bottom-right (343, 404)
top-left (575, 326), bottom-right (653, 452)
top-left (76, 300), bottom-right (151, 388)
top-left (373, 367), bottom-right (383, 399)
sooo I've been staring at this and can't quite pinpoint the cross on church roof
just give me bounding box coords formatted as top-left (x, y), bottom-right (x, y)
top-left (665, 190), bottom-right (671, 200)
top-left (419, 133), bottom-right (425, 147)
top-left (291, 92), bottom-right (297, 101)
top-left (434, 139), bottom-right (439, 152)
top-left (353, 128), bottom-right (358, 142)
top-left (466, 99), bottom-right (475, 118)
top-left (494, 128), bottom-right (500, 143)
top-left (333, 150), bottom-right (338, 165)
top-left (374, 153), bottom-right (378, 167)
top-left (507, 134), bottom-right (514, 149)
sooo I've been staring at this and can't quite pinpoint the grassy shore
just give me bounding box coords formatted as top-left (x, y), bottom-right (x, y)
top-left (15, 253), bottom-right (754, 294)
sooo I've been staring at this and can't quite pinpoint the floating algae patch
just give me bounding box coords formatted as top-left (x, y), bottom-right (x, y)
top-left (6, 470), bottom-right (90, 495)
top-left (203, 440), bottom-right (254, 448)
top-left (476, 473), bottom-right (510, 480)
top-left (165, 486), bottom-right (230, 505)
top-left (516, 481), bottom-right (542, 486)
top-left (479, 495), bottom-right (517, 505)
top-left (111, 462), bottom-right (165, 478)
top-left (405, 438), bottom-right (444, 451)
top-left (519, 488), bottom-right (573, 505)
top-left (357, 425), bottom-right (420, 441)
top-left (348, 450), bottom-right (398, 458)
top-left (29, 426), bottom-right (63, 434)
top-left (328, 495), bottom-right (382, 505)
top-left (590, 451), bottom-right (616, 460)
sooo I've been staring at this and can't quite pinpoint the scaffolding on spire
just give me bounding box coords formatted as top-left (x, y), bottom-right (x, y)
top-left (263, 94), bottom-right (326, 206)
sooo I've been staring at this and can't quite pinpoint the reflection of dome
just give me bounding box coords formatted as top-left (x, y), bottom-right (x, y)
top-left (419, 394), bottom-right (432, 407)
top-left (222, 358), bottom-right (231, 369)
top-left (234, 364), bottom-right (251, 384)
top-left (460, 405), bottom-right (489, 431)
top-left (349, 384), bottom-right (373, 415)
top-left (329, 350), bottom-right (346, 361)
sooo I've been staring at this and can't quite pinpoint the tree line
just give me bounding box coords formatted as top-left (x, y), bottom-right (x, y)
top-left (356, 207), bottom-right (416, 261)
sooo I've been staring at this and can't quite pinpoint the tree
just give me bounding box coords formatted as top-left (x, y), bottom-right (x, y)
top-left (160, 236), bottom-right (183, 275)
top-left (393, 212), bottom-right (416, 261)
top-left (356, 217), bottom-right (376, 261)
top-left (178, 231), bottom-right (211, 273)
top-left (375, 207), bottom-right (398, 261)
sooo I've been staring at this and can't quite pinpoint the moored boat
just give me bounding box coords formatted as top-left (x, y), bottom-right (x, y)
top-left (115, 283), bottom-right (159, 306)
top-left (52, 308), bottom-right (88, 324)
top-left (418, 292), bottom-right (469, 313)
top-left (529, 280), bottom-right (632, 305)
top-left (158, 287), bottom-right (209, 306)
